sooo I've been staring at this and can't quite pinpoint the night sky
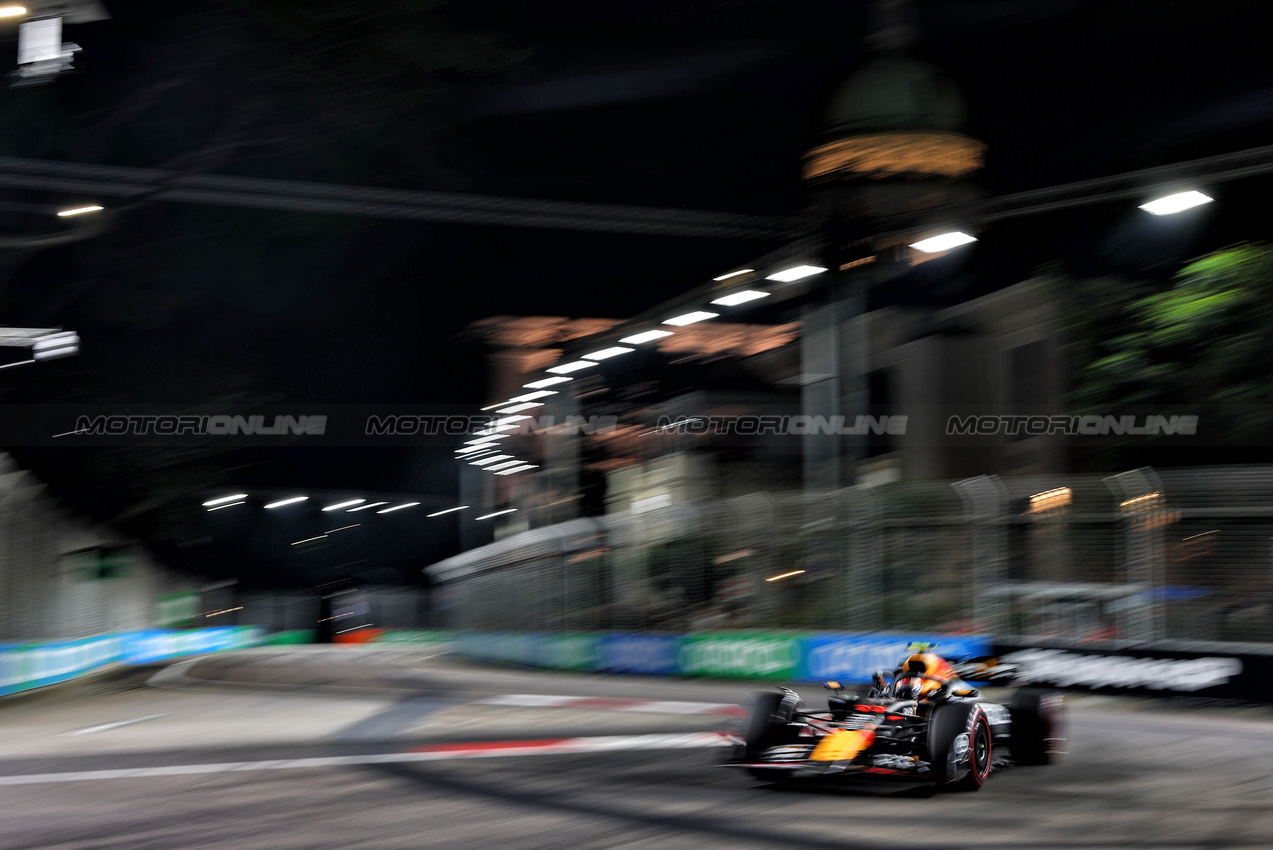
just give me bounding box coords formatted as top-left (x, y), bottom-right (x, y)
top-left (0, 0), bottom-right (1270, 584)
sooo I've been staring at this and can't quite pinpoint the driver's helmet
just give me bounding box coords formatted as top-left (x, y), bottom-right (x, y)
top-left (893, 675), bottom-right (943, 701)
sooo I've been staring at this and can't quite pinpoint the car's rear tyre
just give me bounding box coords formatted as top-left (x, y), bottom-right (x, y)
top-left (1010, 688), bottom-right (1063, 765)
top-left (928, 702), bottom-right (992, 791)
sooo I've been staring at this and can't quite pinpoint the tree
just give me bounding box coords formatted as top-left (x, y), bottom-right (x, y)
top-left (1058, 242), bottom-right (1273, 464)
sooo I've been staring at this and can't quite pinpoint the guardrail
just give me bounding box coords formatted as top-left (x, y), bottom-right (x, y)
top-left (264, 627), bottom-right (1273, 703)
top-left (443, 631), bottom-right (991, 683)
top-left (994, 639), bottom-right (1273, 703)
top-left (0, 626), bottom-right (265, 697)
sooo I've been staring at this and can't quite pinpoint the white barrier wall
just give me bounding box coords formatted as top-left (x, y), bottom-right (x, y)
top-left (0, 453), bottom-right (196, 641)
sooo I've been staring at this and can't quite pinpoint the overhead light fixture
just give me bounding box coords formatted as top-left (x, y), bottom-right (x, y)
top-left (291, 535), bottom-right (327, 546)
top-left (475, 508), bottom-right (518, 520)
top-left (508, 390), bottom-right (557, 402)
top-left (908, 232), bottom-right (977, 253)
top-left (546, 361), bottom-right (596, 374)
top-left (426, 506), bottom-right (469, 517)
top-left (471, 455), bottom-right (513, 466)
top-left (264, 496), bottom-right (308, 509)
top-left (56, 205), bottom-right (102, 217)
top-left (1139, 190), bottom-right (1213, 215)
top-left (619, 329), bottom-right (673, 345)
top-left (32, 331), bottom-right (78, 361)
top-left (713, 269), bottom-right (754, 281)
top-left (474, 423), bottom-right (520, 435)
top-left (711, 290), bottom-right (770, 307)
top-left (322, 499), bottom-right (366, 512)
top-left (206, 501), bottom-right (245, 512)
top-left (377, 502), bottom-right (421, 514)
top-left (524, 376), bottom-right (572, 388)
top-left (496, 402), bottom-right (544, 414)
top-left (480, 401), bottom-right (511, 411)
top-left (202, 494), bottom-right (248, 507)
top-left (465, 434), bottom-right (510, 445)
top-left (485, 460), bottom-right (525, 471)
top-left (0, 7), bottom-right (27, 18)
top-left (490, 415), bottom-right (531, 427)
top-left (325, 524), bottom-right (359, 534)
top-left (662, 311), bottom-right (719, 327)
top-left (496, 464), bottom-right (539, 475)
top-left (347, 501), bottom-right (390, 512)
top-left (456, 444), bottom-right (493, 454)
top-left (766, 265), bottom-right (826, 282)
top-left (582, 346), bottom-right (633, 361)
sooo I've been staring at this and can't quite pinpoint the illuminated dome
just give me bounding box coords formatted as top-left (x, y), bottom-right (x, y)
top-left (822, 56), bottom-right (967, 136)
top-left (805, 56), bottom-right (985, 182)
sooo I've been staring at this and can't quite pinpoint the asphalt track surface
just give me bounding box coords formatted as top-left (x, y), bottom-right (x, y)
top-left (2, 647), bottom-right (1272, 849)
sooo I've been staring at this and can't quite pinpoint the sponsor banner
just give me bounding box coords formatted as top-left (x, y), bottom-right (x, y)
top-left (798, 634), bottom-right (992, 685)
top-left (453, 633), bottom-right (543, 666)
top-left (124, 627), bottom-right (264, 664)
top-left (333, 628), bottom-right (386, 645)
top-left (596, 633), bottom-right (681, 675)
top-left (261, 630), bottom-right (317, 646)
top-left (370, 629), bottom-right (456, 646)
top-left (676, 633), bottom-right (803, 679)
top-left (451, 631), bottom-right (993, 681)
top-left (996, 641), bottom-right (1273, 703)
top-left (0, 627), bottom-right (265, 697)
top-left (541, 634), bottom-right (600, 671)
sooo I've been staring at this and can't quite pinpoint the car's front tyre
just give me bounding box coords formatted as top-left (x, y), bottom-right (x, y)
top-left (928, 702), bottom-right (992, 791)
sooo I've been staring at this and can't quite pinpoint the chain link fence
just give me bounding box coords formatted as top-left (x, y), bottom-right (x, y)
top-left (0, 454), bottom-right (197, 642)
top-left (427, 466), bottom-right (1273, 646)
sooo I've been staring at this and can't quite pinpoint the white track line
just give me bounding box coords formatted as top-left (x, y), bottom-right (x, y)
top-left (0, 732), bottom-right (735, 786)
top-left (66, 715), bottom-right (166, 736)
top-left (473, 694), bottom-right (743, 715)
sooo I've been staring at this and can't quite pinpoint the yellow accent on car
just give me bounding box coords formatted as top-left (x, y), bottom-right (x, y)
top-left (809, 729), bottom-right (874, 762)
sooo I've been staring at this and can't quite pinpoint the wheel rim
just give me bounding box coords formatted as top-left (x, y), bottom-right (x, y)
top-left (971, 719), bottom-right (991, 781)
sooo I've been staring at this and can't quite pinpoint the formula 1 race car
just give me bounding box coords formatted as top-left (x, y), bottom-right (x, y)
top-left (725, 643), bottom-right (1065, 791)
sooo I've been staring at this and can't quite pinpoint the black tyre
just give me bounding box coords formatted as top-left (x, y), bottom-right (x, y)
top-left (743, 691), bottom-right (794, 757)
top-left (1010, 688), bottom-right (1063, 766)
top-left (927, 702), bottom-right (992, 791)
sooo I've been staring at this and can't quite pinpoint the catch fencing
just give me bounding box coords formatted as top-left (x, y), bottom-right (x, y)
top-left (426, 466), bottom-right (1273, 645)
top-left (0, 453), bottom-right (197, 643)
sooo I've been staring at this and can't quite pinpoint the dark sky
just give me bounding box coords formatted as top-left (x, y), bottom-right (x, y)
top-left (0, 0), bottom-right (1271, 583)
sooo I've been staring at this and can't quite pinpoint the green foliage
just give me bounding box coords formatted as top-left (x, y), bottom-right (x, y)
top-left (1060, 243), bottom-right (1273, 450)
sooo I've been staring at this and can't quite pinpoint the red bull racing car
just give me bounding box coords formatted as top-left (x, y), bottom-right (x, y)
top-left (725, 643), bottom-right (1065, 791)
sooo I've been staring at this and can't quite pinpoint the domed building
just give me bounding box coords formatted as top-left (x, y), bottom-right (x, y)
top-left (803, 49), bottom-right (987, 263)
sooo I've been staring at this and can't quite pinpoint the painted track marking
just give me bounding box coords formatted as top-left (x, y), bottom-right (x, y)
top-left (0, 732), bottom-right (735, 786)
top-left (473, 694), bottom-right (746, 716)
top-left (67, 714), bottom-right (166, 736)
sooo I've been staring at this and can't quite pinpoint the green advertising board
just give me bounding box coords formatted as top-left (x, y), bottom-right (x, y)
top-left (374, 630), bottom-right (456, 645)
top-left (676, 632), bottom-right (802, 679)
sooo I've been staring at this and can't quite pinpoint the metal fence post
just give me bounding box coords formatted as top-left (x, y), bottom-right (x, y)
top-left (1104, 467), bottom-right (1166, 642)
top-left (952, 475), bottom-right (1008, 634)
